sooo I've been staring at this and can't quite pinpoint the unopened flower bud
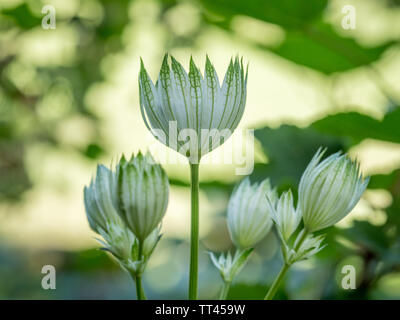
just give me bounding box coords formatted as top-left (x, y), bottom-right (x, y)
top-left (117, 152), bottom-right (169, 242)
top-left (84, 162), bottom-right (135, 262)
top-left (299, 148), bottom-right (369, 232)
top-left (227, 178), bottom-right (277, 249)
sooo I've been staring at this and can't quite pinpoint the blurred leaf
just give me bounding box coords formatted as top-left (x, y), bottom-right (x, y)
top-left (83, 143), bottom-right (104, 159)
top-left (61, 249), bottom-right (117, 273)
top-left (379, 240), bottom-right (400, 275)
top-left (228, 283), bottom-right (272, 300)
top-left (340, 221), bottom-right (390, 255)
top-left (2, 3), bottom-right (41, 29)
top-left (252, 125), bottom-right (345, 188)
top-left (97, 0), bottom-right (130, 39)
top-left (369, 169), bottom-right (400, 190)
top-left (201, 0), bottom-right (328, 29)
top-left (0, 142), bottom-right (31, 201)
top-left (270, 23), bottom-right (393, 73)
top-left (312, 108), bottom-right (400, 144)
top-left (201, 1), bottom-right (391, 73)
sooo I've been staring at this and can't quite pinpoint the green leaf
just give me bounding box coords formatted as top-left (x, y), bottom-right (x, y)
top-left (312, 108), bottom-right (400, 144)
top-left (253, 125), bottom-right (345, 188)
top-left (2, 3), bottom-right (41, 29)
top-left (340, 221), bottom-right (390, 255)
top-left (200, 1), bottom-right (392, 73)
top-left (270, 22), bottom-right (393, 74)
top-left (200, 0), bottom-right (328, 29)
top-left (369, 169), bottom-right (400, 190)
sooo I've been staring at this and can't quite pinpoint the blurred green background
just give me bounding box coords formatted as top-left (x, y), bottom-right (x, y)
top-left (0, 0), bottom-right (400, 299)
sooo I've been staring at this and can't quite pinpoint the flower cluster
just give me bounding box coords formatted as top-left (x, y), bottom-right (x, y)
top-left (210, 148), bottom-right (369, 298)
top-left (84, 152), bottom-right (169, 276)
top-left (83, 55), bottom-right (369, 301)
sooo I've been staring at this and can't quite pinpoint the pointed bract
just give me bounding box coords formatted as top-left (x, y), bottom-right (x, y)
top-left (266, 189), bottom-right (302, 242)
top-left (139, 55), bottom-right (248, 163)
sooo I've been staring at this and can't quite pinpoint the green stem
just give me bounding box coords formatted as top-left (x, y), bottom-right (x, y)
top-left (264, 229), bottom-right (309, 300)
top-left (189, 163), bottom-right (200, 300)
top-left (264, 263), bottom-right (290, 300)
top-left (219, 281), bottom-right (231, 300)
top-left (135, 276), bottom-right (145, 300)
top-left (135, 242), bottom-right (147, 300)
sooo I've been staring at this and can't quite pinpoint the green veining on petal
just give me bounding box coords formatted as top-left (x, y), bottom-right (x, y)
top-left (189, 56), bottom-right (202, 135)
top-left (171, 56), bottom-right (190, 129)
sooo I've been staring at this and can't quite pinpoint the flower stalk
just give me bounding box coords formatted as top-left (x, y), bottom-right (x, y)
top-left (135, 241), bottom-right (146, 300)
top-left (189, 163), bottom-right (200, 300)
top-left (219, 281), bottom-right (231, 300)
top-left (264, 230), bottom-right (309, 300)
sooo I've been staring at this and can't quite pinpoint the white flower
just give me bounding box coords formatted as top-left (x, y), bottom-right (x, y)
top-left (139, 54), bottom-right (248, 163)
top-left (84, 154), bottom-right (167, 275)
top-left (84, 161), bottom-right (135, 261)
top-left (209, 249), bottom-right (253, 283)
top-left (299, 148), bottom-right (369, 232)
top-left (227, 178), bottom-right (277, 249)
top-left (117, 152), bottom-right (169, 241)
top-left (266, 189), bottom-right (301, 242)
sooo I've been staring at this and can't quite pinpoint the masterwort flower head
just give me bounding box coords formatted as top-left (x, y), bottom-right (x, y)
top-left (139, 54), bottom-right (248, 163)
top-left (84, 162), bottom-right (135, 261)
top-left (299, 148), bottom-right (369, 232)
top-left (227, 178), bottom-right (277, 249)
top-left (266, 189), bottom-right (302, 242)
top-left (117, 152), bottom-right (169, 242)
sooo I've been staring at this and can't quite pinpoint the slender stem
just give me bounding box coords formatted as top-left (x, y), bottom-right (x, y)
top-left (135, 242), bottom-right (147, 300)
top-left (135, 276), bottom-right (144, 300)
top-left (264, 229), bottom-right (309, 300)
top-left (189, 162), bottom-right (200, 300)
top-left (219, 281), bottom-right (231, 300)
top-left (264, 263), bottom-right (290, 300)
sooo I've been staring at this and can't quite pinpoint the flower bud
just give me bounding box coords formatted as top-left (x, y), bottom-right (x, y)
top-left (299, 148), bottom-right (369, 232)
top-left (117, 152), bottom-right (169, 242)
top-left (267, 189), bottom-right (301, 242)
top-left (84, 162), bottom-right (135, 262)
top-left (139, 54), bottom-right (248, 162)
top-left (227, 178), bottom-right (277, 249)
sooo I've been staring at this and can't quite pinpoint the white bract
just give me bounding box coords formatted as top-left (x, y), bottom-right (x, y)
top-left (266, 189), bottom-right (301, 242)
top-left (209, 249), bottom-right (253, 283)
top-left (299, 148), bottom-right (369, 232)
top-left (287, 231), bottom-right (326, 264)
top-left (227, 178), bottom-right (277, 249)
top-left (84, 163), bottom-right (135, 262)
top-left (118, 152), bottom-right (169, 242)
top-left (139, 54), bottom-right (248, 163)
